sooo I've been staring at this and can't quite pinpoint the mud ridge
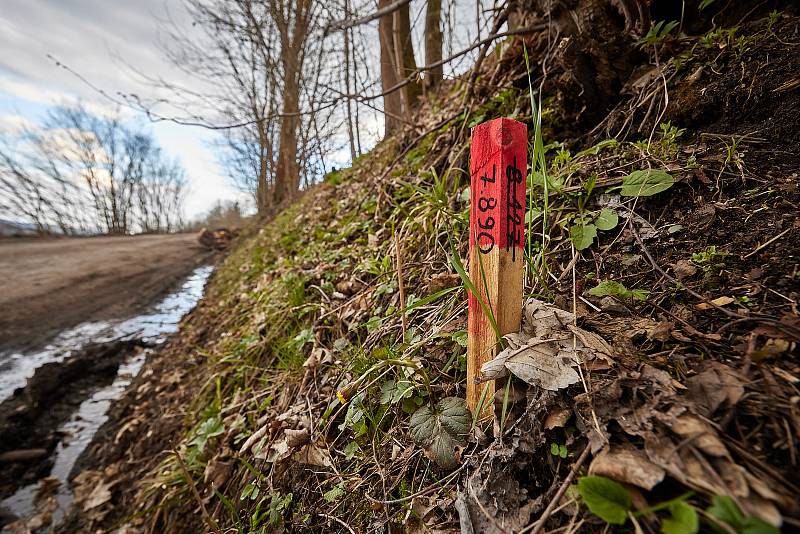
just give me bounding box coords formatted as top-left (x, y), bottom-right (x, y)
top-left (0, 339), bottom-right (149, 502)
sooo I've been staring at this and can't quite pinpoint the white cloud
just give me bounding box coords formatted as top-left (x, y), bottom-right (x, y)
top-left (0, 114), bottom-right (35, 134)
top-left (0, 0), bottom-right (244, 218)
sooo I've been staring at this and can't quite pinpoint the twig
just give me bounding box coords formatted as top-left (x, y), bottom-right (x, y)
top-left (742, 227), bottom-right (790, 259)
top-left (325, 0), bottom-right (410, 33)
top-left (172, 448), bottom-right (221, 534)
top-left (395, 234), bottom-right (408, 337)
top-left (528, 445), bottom-right (591, 534)
top-left (319, 513), bottom-right (357, 534)
top-left (364, 462), bottom-right (467, 504)
top-left (454, 490), bottom-right (475, 534)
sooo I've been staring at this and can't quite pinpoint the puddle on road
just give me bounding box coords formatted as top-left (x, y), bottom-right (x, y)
top-left (0, 264), bottom-right (213, 527)
top-left (0, 265), bottom-right (213, 403)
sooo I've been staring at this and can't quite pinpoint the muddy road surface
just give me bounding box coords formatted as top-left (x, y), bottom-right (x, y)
top-left (0, 233), bottom-right (211, 352)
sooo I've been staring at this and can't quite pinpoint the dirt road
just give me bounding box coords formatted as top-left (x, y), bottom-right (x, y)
top-left (0, 234), bottom-right (212, 352)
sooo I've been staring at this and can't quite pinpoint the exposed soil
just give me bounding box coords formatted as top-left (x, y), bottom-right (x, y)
top-left (0, 233), bottom-right (212, 353)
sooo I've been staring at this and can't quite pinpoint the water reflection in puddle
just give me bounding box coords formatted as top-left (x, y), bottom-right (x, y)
top-left (0, 265), bottom-right (213, 403)
top-left (0, 264), bottom-right (213, 527)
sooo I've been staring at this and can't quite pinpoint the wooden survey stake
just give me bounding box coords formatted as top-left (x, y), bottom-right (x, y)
top-left (467, 118), bottom-right (527, 418)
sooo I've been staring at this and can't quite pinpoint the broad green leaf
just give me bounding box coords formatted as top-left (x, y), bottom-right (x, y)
top-left (707, 496), bottom-right (779, 534)
top-left (379, 381), bottom-right (396, 405)
top-left (620, 169), bottom-right (674, 197)
top-left (595, 208), bottom-right (619, 231)
top-left (410, 397), bottom-right (470, 469)
top-left (577, 476), bottom-right (632, 525)
top-left (707, 496), bottom-right (744, 529)
top-left (379, 379), bottom-right (415, 405)
top-left (550, 443), bottom-right (559, 456)
top-left (740, 517), bottom-right (780, 534)
top-left (189, 415), bottom-right (224, 459)
top-left (662, 501), bottom-right (699, 534)
top-left (570, 223), bottom-right (597, 250)
top-left (525, 207), bottom-right (542, 224)
top-left (587, 280), bottom-right (649, 301)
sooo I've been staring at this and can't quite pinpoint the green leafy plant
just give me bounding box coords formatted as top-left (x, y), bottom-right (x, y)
top-left (267, 492), bottom-right (293, 527)
top-left (699, 0), bottom-right (717, 11)
top-left (570, 219), bottom-right (597, 250)
top-left (656, 121), bottom-right (687, 157)
top-left (579, 477), bottom-right (700, 532)
top-left (595, 208), bottom-right (619, 231)
top-left (587, 280), bottom-right (649, 301)
top-left (187, 414), bottom-right (224, 463)
top-left (567, 173), bottom-right (620, 250)
top-left (323, 482), bottom-right (346, 503)
top-left (550, 442), bottom-right (568, 458)
top-left (619, 169), bottom-right (675, 197)
top-left (410, 397), bottom-right (470, 469)
top-left (706, 495), bottom-right (779, 534)
top-left (577, 476), bottom-right (632, 525)
top-left (691, 246), bottom-right (727, 275)
top-left (662, 501), bottom-right (699, 534)
top-left (379, 378), bottom-right (426, 413)
top-left (638, 20), bottom-right (679, 48)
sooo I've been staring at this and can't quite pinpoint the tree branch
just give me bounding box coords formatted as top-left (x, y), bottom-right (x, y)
top-left (325, 0), bottom-right (411, 33)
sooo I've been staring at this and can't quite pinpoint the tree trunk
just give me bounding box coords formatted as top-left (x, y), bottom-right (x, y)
top-left (274, 53), bottom-right (301, 205)
top-left (272, 0), bottom-right (310, 206)
top-left (424, 0), bottom-right (443, 88)
top-left (343, 0), bottom-right (357, 162)
top-left (378, 0), bottom-right (402, 136)
top-left (393, 3), bottom-right (420, 118)
top-left (256, 119), bottom-right (269, 213)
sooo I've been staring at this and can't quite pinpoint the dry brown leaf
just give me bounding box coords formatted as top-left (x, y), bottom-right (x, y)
top-left (257, 438), bottom-right (290, 463)
top-left (694, 296), bottom-right (734, 310)
top-left (714, 459), bottom-right (749, 497)
top-left (670, 415), bottom-right (727, 457)
top-left (204, 455), bottom-right (233, 489)
top-left (303, 347), bottom-right (331, 371)
top-left (672, 259), bottom-right (698, 280)
top-left (645, 434), bottom-right (685, 475)
top-left (285, 428), bottom-right (311, 448)
top-left (293, 442), bottom-right (333, 467)
top-left (480, 299), bottom-right (615, 390)
top-left (544, 406), bottom-right (572, 430)
top-left (82, 481), bottom-right (113, 511)
top-left (686, 362), bottom-right (745, 416)
top-left (480, 340), bottom-right (580, 390)
top-left (567, 324), bottom-right (615, 364)
top-left (648, 321), bottom-right (675, 342)
top-left (739, 492), bottom-right (784, 527)
top-left (589, 445), bottom-right (665, 490)
top-left (427, 273), bottom-right (461, 294)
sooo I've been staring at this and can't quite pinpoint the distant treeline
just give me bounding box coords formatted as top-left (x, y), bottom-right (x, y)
top-left (0, 105), bottom-right (186, 235)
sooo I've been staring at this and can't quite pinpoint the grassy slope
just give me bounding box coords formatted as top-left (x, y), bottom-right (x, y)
top-left (70, 10), bottom-right (800, 534)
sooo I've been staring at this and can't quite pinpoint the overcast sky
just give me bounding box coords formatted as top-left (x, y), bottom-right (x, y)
top-left (0, 0), bottom-right (250, 220)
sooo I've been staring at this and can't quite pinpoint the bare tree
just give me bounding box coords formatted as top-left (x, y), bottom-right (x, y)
top-left (0, 105), bottom-right (185, 235)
